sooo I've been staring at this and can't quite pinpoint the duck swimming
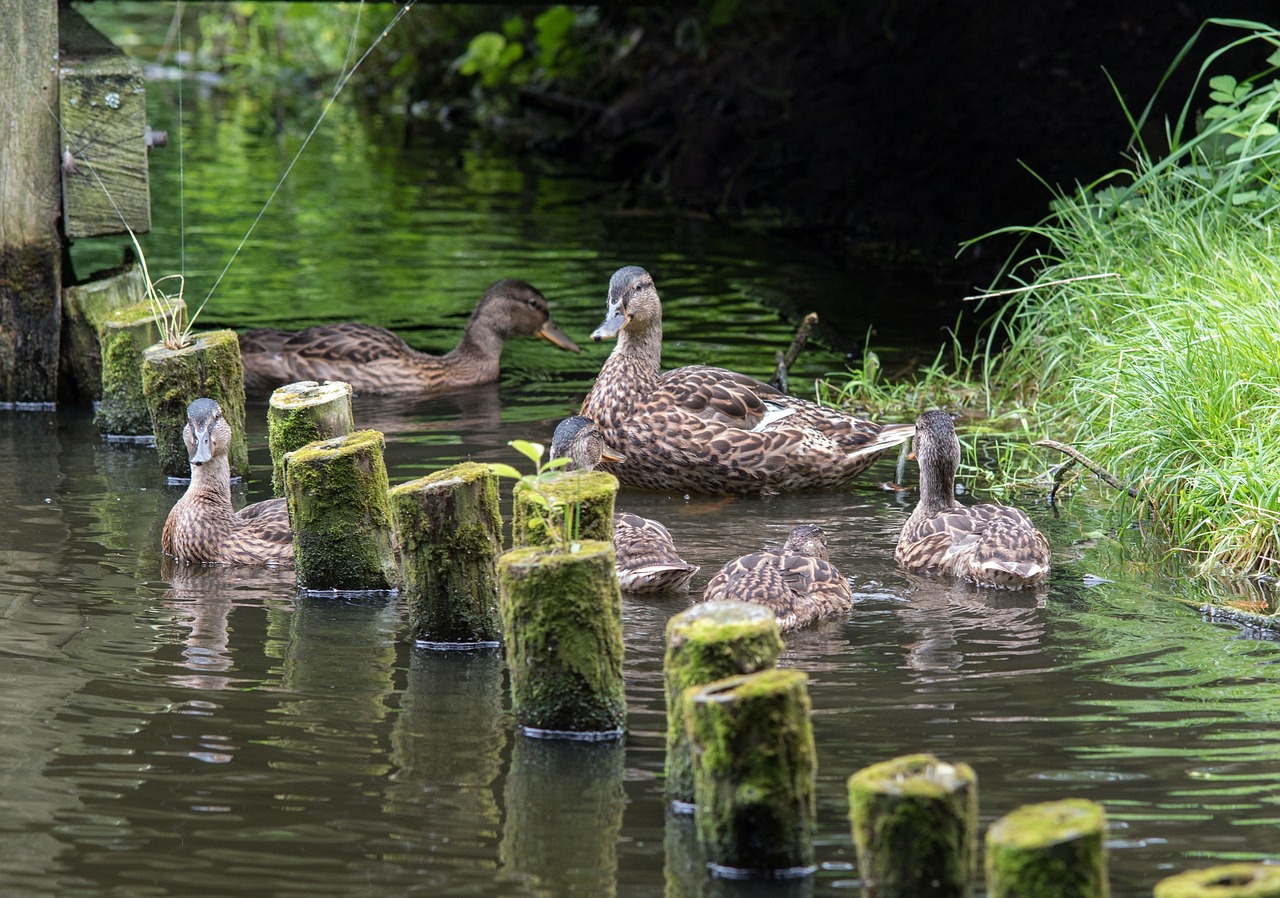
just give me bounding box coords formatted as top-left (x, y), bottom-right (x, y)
top-left (895, 409), bottom-right (1050, 588)
top-left (550, 415), bottom-right (700, 593)
top-left (162, 398), bottom-right (295, 566)
top-left (239, 279), bottom-right (579, 396)
top-left (702, 524), bottom-right (853, 632)
top-left (579, 266), bottom-right (914, 495)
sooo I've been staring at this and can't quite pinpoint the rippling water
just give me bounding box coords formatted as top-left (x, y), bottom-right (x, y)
top-left (8, 13), bottom-right (1280, 895)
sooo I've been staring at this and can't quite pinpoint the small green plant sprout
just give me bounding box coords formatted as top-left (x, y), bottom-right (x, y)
top-left (126, 223), bottom-right (195, 350)
top-left (489, 438), bottom-right (582, 551)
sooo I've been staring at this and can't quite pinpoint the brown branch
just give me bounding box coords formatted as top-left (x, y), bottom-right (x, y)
top-left (770, 312), bottom-right (819, 393)
top-left (1035, 439), bottom-right (1142, 500)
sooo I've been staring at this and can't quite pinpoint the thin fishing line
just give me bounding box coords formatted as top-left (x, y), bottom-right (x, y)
top-left (177, 3), bottom-right (185, 282)
top-left (203, 0), bottom-right (416, 305)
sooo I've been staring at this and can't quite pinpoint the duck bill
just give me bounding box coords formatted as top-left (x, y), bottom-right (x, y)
top-left (591, 306), bottom-right (628, 342)
top-left (600, 446), bottom-right (627, 463)
top-left (191, 429), bottom-right (213, 466)
top-left (537, 319), bottom-right (580, 353)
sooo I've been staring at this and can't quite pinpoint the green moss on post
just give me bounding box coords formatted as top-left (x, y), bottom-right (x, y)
top-left (141, 329), bottom-right (248, 479)
top-left (497, 540), bottom-right (625, 736)
top-left (268, 380), bottom-right (354, 496)
top-left (59, 257), bottom-right (145, 405)
top-left (390, 462), bottom-right (503, 645)
top-left (686, 668), bottom-right (817, 878)
top-left (98, 300), bottom-right (177, 436)
top-left (1154, 864), bottom-right (1280, 898)
top-left (664, 600), bottom-right (784, 807)
top-left (513, 470), bottom-right (618, 547)
top-left (847, 753), bottom-right (978, 898)
top-left (284, 429), bottom-right (398, 593)
top-left (985, 798), bottom-right (1109, 898)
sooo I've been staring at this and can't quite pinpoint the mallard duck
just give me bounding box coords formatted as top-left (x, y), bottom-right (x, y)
top-left (701, 524), bottom-right (853, 631)
top-left (895, 409), bottom-right (1050, 588)
top-left (550, 415), bottom-right (700, 593)
top-left (579, 265), bottom-right (914, 495)
top-left (162, 398), bottom-right (294, 566)
top-left (239, 279), bottom-right (579, 396)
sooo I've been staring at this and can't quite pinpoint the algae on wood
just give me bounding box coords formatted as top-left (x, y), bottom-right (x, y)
top-left (59, 256), bottom-right (145, 405)
top-left (267, 380), bottom-right (354, 496)
top-left (498, 540), bottom-right (626, 736)
top-left (284, 429), bottom-right (399, 594)
top-left (98, 300), bottom-right (179, 436)
top-left (985, 798), bottom-right (1109, 898)
top-left (1154, 863), bottom-right (1280, 898)
top-left (848, 752), bottom-right (978, 898)
top-left (141, 329), bottom-right (248, 479)
top-left (389, 462), bottom-right (503, 645)
top-left (663, 600), bottom-right (784, 807)
top-left (513, 469), bottom-right (618, 547)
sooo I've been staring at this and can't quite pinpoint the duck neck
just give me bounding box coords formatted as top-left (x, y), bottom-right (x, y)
top-left (443, 322), bottom-right (504, 380)
top-left (188, 454), bottom-right (237, 524)
top-left (917, 457), bottom-right (960, 515)
top-left (612, 315), bottom-right (663, 383)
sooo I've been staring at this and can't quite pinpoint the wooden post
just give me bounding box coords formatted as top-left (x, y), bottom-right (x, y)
top-left (141, 329), bottom-right (248, 480)
top-left (97, 300), bottom-right (182, 437)
top-left (984, 799), bottom-right (1109, 898)
top-left (497, 540), bottom-right (626, 737)
top-left (267, 380), bottom-right (354, 496)
top-left (283, 430), bottom-right (399, 594)
top-left (0, 1), bottom-right (61, 405)
top-left (847, 753), bottom-right (979, 898)
top-left (663, 600), bottom-right (784, 808)
top-left (59, 255), bottom-right (144, 405)
top-left (389, 462), bottom-right (503, 646)
top-left (512, 469), bottom-right (618, 547)
top-left (686, 668), bottom-right (817, 878)
top-left (1154, 864), bottom-right (1280, 898)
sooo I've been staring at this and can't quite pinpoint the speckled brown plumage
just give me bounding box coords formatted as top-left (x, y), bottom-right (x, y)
top-left (162, 398), bottom-right (295, 566)
top-left (239, 279), bottom-right (579, 396)
top-left (701, 524), bottom-right (853, 632)
top-left (579, 266), bottom-right (914, 496)
top-left (896, 409), bottom-right (1050, 588)
top-left (550, 415), bottom-right (699, 593)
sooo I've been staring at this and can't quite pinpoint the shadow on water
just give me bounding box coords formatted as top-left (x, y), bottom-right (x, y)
top-left (6, 14), bottom-right (1280, 898)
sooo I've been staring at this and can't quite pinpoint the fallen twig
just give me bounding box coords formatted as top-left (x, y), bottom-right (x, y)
top-left (1035, 438), bottom-right (1143, 503)
top-left (770, 312), bottom-right (819, 393)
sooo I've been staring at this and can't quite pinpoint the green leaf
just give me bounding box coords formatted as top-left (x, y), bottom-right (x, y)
top-left (542, 456), bottom-right (572, 471)
top-left (487, 463), bottom-right (524, 480)
top-left (508, 439), bottom-right (545, 465)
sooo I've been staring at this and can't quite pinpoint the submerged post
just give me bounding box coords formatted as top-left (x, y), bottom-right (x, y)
top-left (984, 798), bottom-right (1109, 898)
top-left (847, 753), bottom-right (978, 898)
top-left (497, 540), bottom-right (626, 737)
top-left (267, 380), bottom-right (354, 496)
top-left (512, 469), bottom-right (618, 547)
top-left (686, 668), bottom-right (817, 878)
top-left (389, 462), bottom-right (503, 647)
top-left (284, 430), bottom-right (399, 594)
top-left (1154, 863), bottom-right (1280, 898)
top-left (663, 600), bottom-right (784, 808)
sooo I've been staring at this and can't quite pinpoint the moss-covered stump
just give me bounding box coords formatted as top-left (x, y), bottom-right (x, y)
top-left (664, 600), bottom-right (784, 808)
top-left (268, 380), bottom-right (354, 496)
top-left (1154, 864), bottom-right (1280, 898)
top-left (390, 462), bottom-right (502, 646)
top-left (498, 540), bottom-right (626, 737)
top-left (512, 469), bottom-right (618, 547)
top-left (283, 430), bottom-right (399, 594)
top-left (985, 798), bottom-right (1109, 898)
top-left (847, 753), bottom-right (978, 898)
top-left (141, 329), bottom-right (247, 480)
top-left (59, 257), bottom-right (145, 406)
top-left (98, 301), bottom-right (180, 437)
top-left (686, 668), bottom-right (817, 878)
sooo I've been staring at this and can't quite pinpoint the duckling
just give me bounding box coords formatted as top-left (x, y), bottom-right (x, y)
top-left (895, 409), bottom-right (1050, 588)
top-left (550, 415), bottom-right (699, 593)
top-left (702, 524), bottom-right (854, 632)
top-left (579, 265), bottom-right (914, 496)
top-left (162, 398), bottom-right (294, 566)
top-left (239, 279), bottom-right (579, 396)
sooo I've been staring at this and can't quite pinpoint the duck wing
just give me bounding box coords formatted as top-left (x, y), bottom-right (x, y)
top-left (897, 503), bottom-right (1048, 587)
top-left (228, 498), bottom-right (295, 565)
top-left (240, 323), bottom-right (426, 392)
top-left (614, 512), bottom-right (699, 593)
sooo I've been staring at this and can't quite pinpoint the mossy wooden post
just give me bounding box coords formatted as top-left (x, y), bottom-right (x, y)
top-left (1154, 864), bottom-right (1280, 898)
top-left (497, 540), bottom-right (626, 737)
top-left (267, 380), bottom-right (354, 496)
top-left (59, 257), bottom-right (143, 401)
top-left (389, 462), bottom-right (503, 646)
top-left (686, 668), bottom-right (817, 878)
top-left (985, 798), bottom-right (1109, 898)
top-left (512, 470), bottom-right (617, 547)
top-left (847, 753), bottom-right (978, 898)
top-left (283, 430), bottom-right (398, 594)
top-left (98, 301), bottom-right (182, 437)
top-left (141, 330), bottom-right (248, 480)
top-left (664, 600), bottom-right (784, 808)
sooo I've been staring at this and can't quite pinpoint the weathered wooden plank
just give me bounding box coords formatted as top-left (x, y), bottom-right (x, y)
top-left (0, 0), bottom-right (62, 405)
top-left (58, 4), bottom-right (151, 238)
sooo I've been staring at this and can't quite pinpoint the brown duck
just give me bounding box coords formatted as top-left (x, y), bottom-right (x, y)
top-left (162, 398), bottom-right (294, 566)
top-left (702, 524), bottom-right (854, 632)
top-left (239, 278), bottom-right (579, 396)
top-left (895, 409), bottom-right (1050, 588)
top-left (550, 415), bottom-right (700, 593)
top-left (579, 266), bottom-right (914, 495)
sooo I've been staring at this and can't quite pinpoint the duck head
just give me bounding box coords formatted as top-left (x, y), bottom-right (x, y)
top-left (550, 415), bottom-right (627, 472)
top-left (782, 524), bottom-right (831, 561)
top-left (183, 398), bottom-right (231, 467)
top-left (592, 266), bottom-right (660, 342)
top-left (475, 279), bottom-right (580, 352)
